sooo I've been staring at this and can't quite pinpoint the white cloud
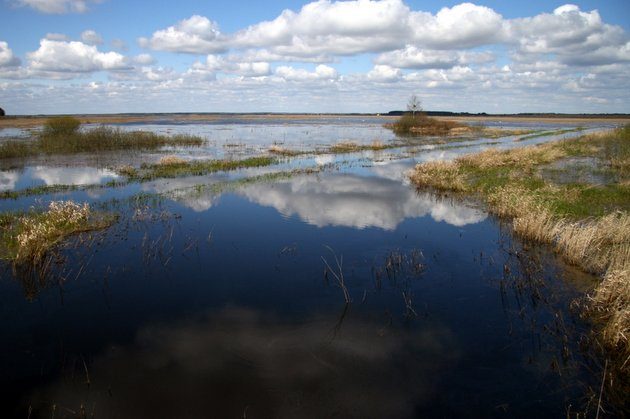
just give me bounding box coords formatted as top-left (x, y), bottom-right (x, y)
top-left (367, 65), bottom-right (401, 82)
top-left (375, 46), bottom-right (493, 70)
top-left (139, 15), bottom-right (226, 54)
top-left (133, 53), bottom-right (155, 65)
top-left (507, 5), bottom-right (630, 66)
top-left (187, 55), bottom-right (271, 78)
top-left (27, 39), bottom-right (129, 74)
top-left (0, 41), bottom-right (21, 67)
top-left (275, 64), bottom-right (338, 81)
top-left (14, 0), bottom-right (101, 14)
top-left (80, 29), bottom-right (103, 45)
top-left (409, 3), bottom-right (504, 49)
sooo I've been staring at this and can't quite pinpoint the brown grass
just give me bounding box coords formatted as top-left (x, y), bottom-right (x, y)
top-left (158, 155), bottom-right (186, 166)
top-left (411, 128), bottom-right (630, 379)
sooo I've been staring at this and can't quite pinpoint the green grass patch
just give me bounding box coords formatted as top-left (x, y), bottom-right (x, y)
top-left (129, 156), bottom-right (277, 181)
top-left (0, 116), bottom-right (204, 159)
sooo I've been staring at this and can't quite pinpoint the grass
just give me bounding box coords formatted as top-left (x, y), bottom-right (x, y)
top-left (127, 156), bottom-right (277, 181)
top-left (514, 127), bottom-right (586, 142)
top-left (0, 116), bottom-right (204, 158)
top-left (0, 200), bottom-right (115, 265)
top-left (386, 113), bottom-right (465, 136)
top-left (411, 125), bottom-right (630, 386)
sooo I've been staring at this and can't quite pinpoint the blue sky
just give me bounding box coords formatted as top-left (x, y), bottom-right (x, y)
top-left (0, 0), bottom-right (629, 114)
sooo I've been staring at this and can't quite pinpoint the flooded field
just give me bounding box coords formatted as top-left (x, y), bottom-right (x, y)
top-left (0, 116), bottom-right (621, 417)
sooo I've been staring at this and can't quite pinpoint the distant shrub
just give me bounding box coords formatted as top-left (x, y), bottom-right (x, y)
top-left (388, 113), bottom-right (463, 136)
top-left (42, 116), bottom-right (81, 137)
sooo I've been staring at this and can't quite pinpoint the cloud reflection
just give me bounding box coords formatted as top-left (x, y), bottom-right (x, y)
top-left (238, 174), bottom-right (486, 230)
top-left (30, 166), bottom-right (119, 186)
top-left (0, 170), bottom-right (19, 191)
top-left (30, 307), bottom-right (458, 418)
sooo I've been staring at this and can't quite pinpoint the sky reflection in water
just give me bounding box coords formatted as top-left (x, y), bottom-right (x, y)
top-left (0, 118), bottom-right (608, 417)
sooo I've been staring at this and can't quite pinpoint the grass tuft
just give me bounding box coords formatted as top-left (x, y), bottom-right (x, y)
top-left (0, 201), bottom-right (115, 265)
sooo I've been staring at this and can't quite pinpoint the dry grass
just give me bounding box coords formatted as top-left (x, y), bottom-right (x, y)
top-left (410, 160), bottom-right (468, 192)
top-left (0, 201), bottom-right (115, 265)
top-left (411, 126), bottom-right (630, 379)
top-left (158, 155), bottom-right (186, 166)
top-left (268, 144), bottom-right (302, 156)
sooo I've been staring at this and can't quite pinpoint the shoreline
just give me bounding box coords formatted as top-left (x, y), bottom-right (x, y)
top-left (1, 113), bottom-right (629, 129)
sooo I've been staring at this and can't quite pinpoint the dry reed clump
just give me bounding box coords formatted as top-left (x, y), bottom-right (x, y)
top-left (409, 160), bottom-right (468, 192)
top-left (158, 155), bottom-right (186, 166)
top-left (13, 201), bottom-right (91, 264)
top-left (589, 269), bottom-right (630, 368)
top-left (457, 143), bottom-right (566, 170)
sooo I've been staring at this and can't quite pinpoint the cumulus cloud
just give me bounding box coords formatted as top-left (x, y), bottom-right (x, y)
top-left (2, 1), bottom-right (629, 113)
top-left (0, 41), bottom-right (21, 67)
top-left (80, 29), bottom-right (103, 45)
top-left (367, 65), bottom-right (401, 82)
top-left (186, 54), bottom-right (271, 78)
top-left (27, 39), bottom-right (129, 74)
top-left (408, 3), bottom-right (504, 49)
top-left (275, 64), bottom-right (338, 81)
top-left (138, 15), bottom-right (226, 54)
top-left (14, 0), bottom-right (101, 14)
top-left (507, 5), bottom-right (630, 66)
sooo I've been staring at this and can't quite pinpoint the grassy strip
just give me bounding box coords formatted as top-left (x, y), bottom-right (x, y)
top-left (39, 126), bottom-right (203, 154)
top-left (411, 125), bottom-right (630, 385)
top-left (514, 127), bottom-right (586, 142)
top-left (128, 156), bottom-right (277, 181)
top-left (0, 201), bottom-right (116, 265)
top-left (0, 116), bottom-right (204, 159)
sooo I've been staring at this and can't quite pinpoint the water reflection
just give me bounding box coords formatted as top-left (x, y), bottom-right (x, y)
top-left (0, 166), bottom-right (120, 191)
top-left (237, 173), bottom-right (486, 229)
top-left (30, 166), bottom-right (119, 186)
top-left (29, 307), bottom-right (457, 418)
top-left (0, 170), bottom-right (18, 191)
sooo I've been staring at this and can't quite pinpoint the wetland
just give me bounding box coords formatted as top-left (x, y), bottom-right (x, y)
top-left (0, 114), bottom-right (628, 417)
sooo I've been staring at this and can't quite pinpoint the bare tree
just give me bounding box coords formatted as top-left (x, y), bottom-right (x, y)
top-left (407, 95), bottom-right (422, 118)
top-left (0, 107), bottom-right (5, 117)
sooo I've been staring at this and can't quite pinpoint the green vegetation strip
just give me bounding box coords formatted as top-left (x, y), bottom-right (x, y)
top-left (0, 116), bottom-right (203, 158)
top-left (129, 156), bottom-right (276, 181)
top-left (514, 126), bottom-right (586, 142)
top-left (411, 125), bottom-right (630, 388)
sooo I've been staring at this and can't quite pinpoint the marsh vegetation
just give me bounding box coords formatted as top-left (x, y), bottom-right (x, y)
top-left (0, 116), bottom-right (203, 159)
top-left (411, 125), bottom-right (630, 398)
top-left (0, 114), bottom-right (626, 416)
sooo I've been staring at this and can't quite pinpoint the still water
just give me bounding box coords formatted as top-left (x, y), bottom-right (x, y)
top-left (0, 117), bottom-right (612, 417)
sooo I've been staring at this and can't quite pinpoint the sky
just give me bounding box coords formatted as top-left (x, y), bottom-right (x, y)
top-left (0, 0), bottom-right (629, 115)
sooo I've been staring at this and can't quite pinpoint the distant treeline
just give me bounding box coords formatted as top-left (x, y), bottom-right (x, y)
top-left (386, 111), bottom-right (630, 119)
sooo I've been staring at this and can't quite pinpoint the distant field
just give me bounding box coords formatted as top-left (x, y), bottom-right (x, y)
top-left (1, 113), bottom-right (629, 129)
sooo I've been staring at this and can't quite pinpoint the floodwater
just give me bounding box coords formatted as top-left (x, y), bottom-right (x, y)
top-left (0, 117), bottom-right (618, 417)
